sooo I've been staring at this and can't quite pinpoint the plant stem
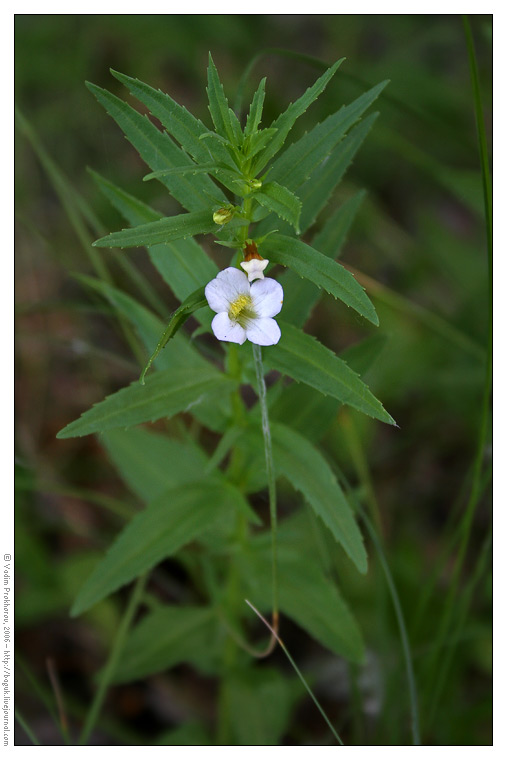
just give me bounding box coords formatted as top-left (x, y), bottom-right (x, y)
top-left (252, 344), bottom-right (279, 626)
top-left (78, 573), bottom-right (148, 745)
top-left (362, 511), bottom-right (421, 745)
top-left (245, 600), bottom-right (344, 745)
top-left (423, 15), bottom-right (492, 712)
top-left (337, 465), bottom-right (421, 745)
top-left (15, 709), bottom-right (41, 745)
top-left (427, 525), bottom-right (492, 729)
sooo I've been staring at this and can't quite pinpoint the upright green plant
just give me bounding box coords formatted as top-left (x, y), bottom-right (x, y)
top-left (57, 54), bottom-right (396, 745)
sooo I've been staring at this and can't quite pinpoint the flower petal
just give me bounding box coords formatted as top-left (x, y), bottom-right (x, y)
top-left (205, 267), bottom-right (250, 314)
top-left (211, 312), bottom-right (247, 344)
top-left (245, 317), bottom-right (281, 346)
top-left (250, 278), bottom-right (284, 318)
top-left (240, 258), bottom-right (269, 282)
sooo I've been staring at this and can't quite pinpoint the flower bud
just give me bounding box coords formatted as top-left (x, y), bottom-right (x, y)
top-left (213, 206), bottom-right (235, 225)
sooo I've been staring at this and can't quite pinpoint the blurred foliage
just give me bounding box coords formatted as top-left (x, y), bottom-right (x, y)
top-left (15, 14), bottom-right (491, 745)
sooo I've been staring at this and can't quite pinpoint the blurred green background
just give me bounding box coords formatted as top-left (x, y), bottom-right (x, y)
top-left (15, 14), bottom-right (492, 745)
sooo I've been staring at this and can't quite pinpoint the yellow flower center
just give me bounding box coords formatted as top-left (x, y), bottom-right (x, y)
top-left (228, 294), bottom-right (256, 327)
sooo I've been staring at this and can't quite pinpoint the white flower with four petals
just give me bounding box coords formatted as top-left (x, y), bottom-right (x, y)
top-left (205, 267), bottom-right (283, 346)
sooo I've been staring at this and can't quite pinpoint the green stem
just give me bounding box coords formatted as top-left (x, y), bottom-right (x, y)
top-left (427, 525), bottom-right (492, 729)
top-left (78, 573), bottom-right (148, 745)
top-left (424, 15), bottom-right (492, 708)
top-left (362, 511), bottom-right (421, 745)
top-left (15, 709), bottom-right (41, 746)
top-left (252, 344), bottom-right (279, 624)
top-left (337, 466), bottom-right (421, 745)
top-left (245, 600), bottom-right (344, 745)
top-left (342, 413), bottom-right (383, 534)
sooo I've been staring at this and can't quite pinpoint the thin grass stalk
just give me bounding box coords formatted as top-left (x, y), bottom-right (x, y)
top-left (427, 525), bottom-right (492, 729)
top-left (46, 658), bottom-right (71, 744)
top-left (424, 15), bottom-right (493, 705)
top-left (361, 510), bottom-right (421, 745)
top-left (16, 106), bottom-right (149, 366)
top-left (78, 573), bottom-right (148, 745)
top-left (252, 343), bottom-right (279, 629)
top-left (451, 14), bottom-right (493, 577)
top-left (336, 461), bottom-right (421, 746)
top-left (245, 600), bottom-right (344, 745)
top-left (15, 709), bottom-right (41, 746)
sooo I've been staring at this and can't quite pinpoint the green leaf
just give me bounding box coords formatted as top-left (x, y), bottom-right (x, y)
top-left (90, 170), bottom-right (219, 302)
top-left (264, 322), bottom-right (395, 425)
top-left (143, 163), bottom-right (223, 179)
top-left (268, 81), bottom-right (388, 192)
top-left (143, 163), bottom-right (241, 185)
top-left (297, 114), bottom-right (378, 233)
top-left (206, 54), bottom-right (238, 144)
top-left (100, 428), bottom-right (208, 503)
top-left (139, 287), bottom-right (208, 383)
top-left (254, 182), bottom-right (301, 233)
top-left (109, 69), bottom-right (229, 168)
top-left (86, 81), bottom-right (225, 211)
top-left (242, 542), bottom-right (364, 662)
top-left (76, 275), bottom-right (208, 373)
top-left (268, 334), bottom-right (388, 444)
top-left (155, 722), bottom-right (211, 746)
top-left (243, 128), bottom-right (278, 160)
top-left (269, 383), bottom-right (340, 443)
top-left (264, 233), bottom-right (378, 325)
top-left (312, 190), bottom-right (366, 258)
top-left (227, 668), bottom-right (296, 745)
top-left (269, 422), bottom-right (367, 573)
top-left (113, 606), bottom-right (218, 682)
top-left (74, 274), bottom-right (231, 433)
top-left (252, 58), bottom-right (345, 174)
top-left (57, 367), bottom-right (235, 439)
top-left (244, 77), bottom-right (266, 137)
top-left (92, 209), bottom-right (216, 249)
top-left (280, 191), bottom-right (366, 327)
top-left (70, 480), bottom-right (249, 615)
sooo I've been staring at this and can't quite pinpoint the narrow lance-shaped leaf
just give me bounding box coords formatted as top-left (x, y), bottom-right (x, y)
top-left (241, 542), bottom-right (364, 662)
top-left (265, 334), bottom-right (388, 445)
top-left (254, 182), bottom-right (302, 233)
top-left (92, 209), bottom-right (217, 249)
top-left (246, 421), bottom-right (367, 573)
top-left (252, 58), bottom-right (345, 174)
top-left (264, 321), bottom-right (395, 425)
top-left (101, 428), bottom-right (209, 504)
top-left (112, 606), bottom-right (218, 682)
top-left (244, 127), bottom-right (278, 160)
top-left (143, 164), bottom-right (240, 182)
top-left (312, 190), bottom-right (366, 258)
top-left (75, 274), bottom-right (209, 373)
top-left (85, 81), bottom-right (226, 211)
top-left (57, 367), bottom-right (235, 439)
top-left (244, 77), bottom-right (266, 137)
top-left (206, 53), bottom-right (238, 144)
top-left (280, 190), bottom-right (366, 327)
top-left (89, 170), bottom-right (218, 301)
top-left (109, 69), bottom-right (231, 169)
top-left (140, 287), bottom-right (208, 384)
top-left (269, 81), bottom-right (388, 191)
top-left (263, 233), bottom-right (378, 325)
top-left (297, 113), bottom-right (378, 233)
top-left (71, 480), bottom-right (253, 615)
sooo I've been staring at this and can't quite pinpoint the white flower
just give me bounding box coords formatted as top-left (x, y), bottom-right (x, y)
top-left (240, 258), bottom-right (269, 282)
top-left (205, 267), bottom-right (283, 346)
